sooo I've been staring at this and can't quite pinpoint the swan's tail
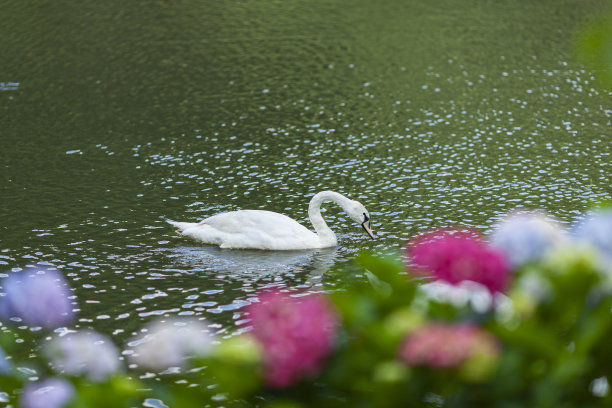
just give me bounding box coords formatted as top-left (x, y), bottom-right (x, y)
top-left (167, 220), bottom-right (198, 233)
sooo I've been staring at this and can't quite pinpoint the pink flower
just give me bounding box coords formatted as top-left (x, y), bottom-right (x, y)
top-left (407, 230), bottom-right (510, 293)
top-left (398, 323), bottom-right (499, 368)
top-left (247, 289), bottom-right (339, 388)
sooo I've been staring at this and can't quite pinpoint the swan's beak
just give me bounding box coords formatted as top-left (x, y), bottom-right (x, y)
top-left (361, 221), bottom-right (375, 240)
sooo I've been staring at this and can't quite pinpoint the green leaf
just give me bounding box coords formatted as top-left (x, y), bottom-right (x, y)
top-left (364, 270), bottom-right (392, 298)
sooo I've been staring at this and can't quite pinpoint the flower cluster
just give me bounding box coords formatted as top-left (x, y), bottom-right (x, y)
top-left (408, 230), bottom-right (510, 293)
top-left (44, 330), bottom-right (122, 382)
top-left (0, 266), bottom-right (74, 328)
top-left (398, 323), bottom-right (499, 369)
top-left (127, 318), bottom-right (215, 371)
top-left (572, 208), bottom-right (612, 264)
top-left (247, 289), bottom-right (339, 387)
top-left (21, 378), bottom-right (74, 408)
top-left (489, 211), bottom-right (566, 268)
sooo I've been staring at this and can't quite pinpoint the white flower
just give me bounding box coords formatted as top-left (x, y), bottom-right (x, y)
top-left (127, 318), bottom-right (215, 372)
top-left (45, 330), bottom-right (122, 382)
top-left (419, 280), bottom-right (496, 313)
top-left (490, 211), bottom-right (566, 268)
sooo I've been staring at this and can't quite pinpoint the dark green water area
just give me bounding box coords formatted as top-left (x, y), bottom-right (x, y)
top-left (1, 0), bottom-right (611, 339)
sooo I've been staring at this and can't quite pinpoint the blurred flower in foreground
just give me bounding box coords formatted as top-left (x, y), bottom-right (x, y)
top-left (127, 318), bottom-right (215, 371)
top-left (247, 289), bottom-right (339, 388)
top-left (21, 378), bottom-right (74, 408)
top-left (572, 208), bottom-right (612, 265)
top-left (45, 330), bottom-right (121, 382)
top-left (0, 266), bottom-right (74, 328)
top-left (420, 280), bottom-right (495, 313)
top-left (398, 323), bottom-right (500, 381)
top-left (0, 345), bottom-right (12, 374)
top-left (490, 211), bottom-right (566, 268)
top-left (408, 230), bottom-right (510, 293)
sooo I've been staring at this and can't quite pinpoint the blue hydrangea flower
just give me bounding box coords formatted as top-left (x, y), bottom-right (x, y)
top-left (21, 378), bottom-right (74, 408)
top-left (572, 209), bottom-right (612, 264)
top-left (489, 211), bottom-right (567, 269)
top-left (0, 346), bottom-right (11, 374)
top-left (0, 266), bottom-right (74, 329)
top-left (45, 330), bottom-right (122, 382)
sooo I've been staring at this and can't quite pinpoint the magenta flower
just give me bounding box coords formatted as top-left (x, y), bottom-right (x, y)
top-left (398, 323), bottom-right (499, 368)
top-left (407, 230), bottom-right (510, 293)
top-left (247, 288), bottom-right (339, 388)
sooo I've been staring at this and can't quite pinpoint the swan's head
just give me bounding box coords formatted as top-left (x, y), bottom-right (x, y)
top-left (348, 201), bottom-right (375, 240)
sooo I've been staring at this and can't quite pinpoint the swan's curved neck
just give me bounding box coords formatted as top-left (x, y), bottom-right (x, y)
top-left (308, 191), bottom-right (353, 246)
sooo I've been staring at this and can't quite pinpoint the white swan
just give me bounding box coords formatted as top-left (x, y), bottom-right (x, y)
top-left (167, 191), bottom-right (374, 250)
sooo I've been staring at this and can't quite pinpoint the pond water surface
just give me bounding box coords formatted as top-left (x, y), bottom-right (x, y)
top-left (1, 0), bottom-right (611, 341)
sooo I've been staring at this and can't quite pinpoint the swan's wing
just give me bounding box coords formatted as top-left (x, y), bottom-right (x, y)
top-left (202, 210), bottom-right (313, 237)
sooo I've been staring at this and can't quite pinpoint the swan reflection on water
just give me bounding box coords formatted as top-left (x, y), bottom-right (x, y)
top-left (165, 246), bottom-right (338, 280)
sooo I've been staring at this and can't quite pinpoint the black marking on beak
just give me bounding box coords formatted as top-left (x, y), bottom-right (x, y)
top-left (361, 212), bottom-right (375, 240)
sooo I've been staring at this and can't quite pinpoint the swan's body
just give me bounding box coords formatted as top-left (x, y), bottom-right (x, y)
top-left (168, 191), bottom-right (374, 250)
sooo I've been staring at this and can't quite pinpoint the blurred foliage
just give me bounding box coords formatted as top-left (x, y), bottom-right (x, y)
top-left (576, 15), bottom-right (612, 87)
top-left (3, 243), bottom-right (612, 407)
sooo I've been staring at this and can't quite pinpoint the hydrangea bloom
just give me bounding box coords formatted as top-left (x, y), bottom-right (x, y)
top-left (398, 323), bottom-right (499, 368)
top-left (420, 280), bottom-right (495, 313)
top-left (407, 230), bottom-right (510, 293)
top-left (127, 318), bottom-right (215, 371)
top-left (0, 345), bottom-right (11, 374)
top-left (490, 211), bottom-right (566, 268)
top-left (21, 378), bottom-right (74, 408)
top-left (572, 208), bottom-right (612, 264)
top-left (0, 266), bottom-right (74, 328)
top-left (247, 289), bottom-right (339, 388)
top-left (45, 330), bottom-right (121, 382)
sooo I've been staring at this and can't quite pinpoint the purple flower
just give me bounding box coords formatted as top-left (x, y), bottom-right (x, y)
top-left (407, 230), bottom-right (510, 293)
top-left (127, 318), bottom-right (215, 371)
top-left (398, 323), bottom-right (499, 368)
top-left (247, 289), bottom-right (339, 388)
top-left (490, 211), bottom-right (566, 268)
top-left (0, 266), bottom-right (74, 329)
top-left (20, 378), bottom-right (74, 408)
top-left (0, 345), bottom-right (11, 374)
top-left (45, 330), bottom-right (121, 382)
top-left (572, 208), bottom-right (612, 264)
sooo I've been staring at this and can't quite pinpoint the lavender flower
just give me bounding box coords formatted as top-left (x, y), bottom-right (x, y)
top-left (0, 266), bottom-right (74, 329)
top-left (0, 345), bottom-right (11, 374)
top-left (247, 289), bottom-right (339, 388)
top-left (490, 211), bottom-right (566, 268)
top-left (127, 318), bottom-right (215, 371)
top-left (572, 208), bottom-right (612, 265)
top-left (45, 330), bottom-right (121, 382)
top-left (20, 378), bottom-right (74, 408)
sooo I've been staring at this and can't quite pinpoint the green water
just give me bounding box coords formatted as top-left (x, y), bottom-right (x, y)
top-left (1, 0), bottom-right (611, 339)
